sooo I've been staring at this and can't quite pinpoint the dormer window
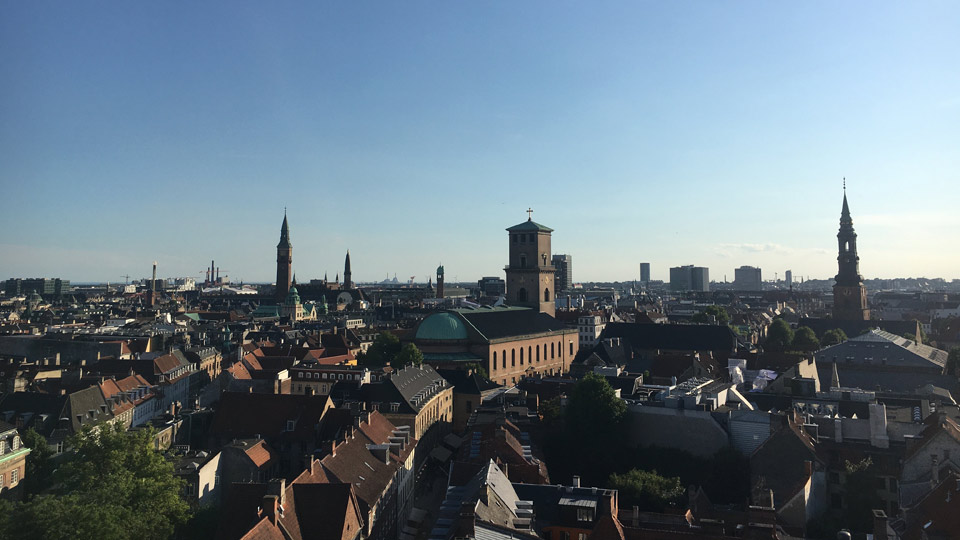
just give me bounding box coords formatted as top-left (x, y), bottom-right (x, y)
top-left (390, 403), bottom-right (399, 413)
top-left (286, 420), bottom-right (296, 431)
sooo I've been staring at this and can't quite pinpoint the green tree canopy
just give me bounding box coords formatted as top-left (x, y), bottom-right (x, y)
top-left (360, 332), bottom-right (402, 366)
top-left (791, 326), bottom-right (820, 352)
top-left (947, 347), bottom-right (960, 376)
top-left (691, 305), bottom-right (730, 326)
top-left (608, 469), bottom-right (684, 511)
top-left (565, 373), bottom-right (627, 440)
top-left (821, 328), bottom-right (848, 347)
top-left (765, 319), bottom-right (794, 351)
top-left (395, 342), bottom-right (424, 366)
top-left (20, 428), bottom-right (55, 499)
top-left (0, 423), bottom-right (189, 540)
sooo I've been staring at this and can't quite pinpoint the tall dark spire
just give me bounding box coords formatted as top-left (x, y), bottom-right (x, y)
top-left (276, 212), bottom-right (293, 301)
top-left (343, 250), bottom-right (352, 290)
top-left (277, 212), bottom-right (292, 249)
top-left (832, 182), bottom-right (870, 320)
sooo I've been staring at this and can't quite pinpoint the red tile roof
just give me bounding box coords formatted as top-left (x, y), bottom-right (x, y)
top-left (245, 440), bottom-right (279, 468)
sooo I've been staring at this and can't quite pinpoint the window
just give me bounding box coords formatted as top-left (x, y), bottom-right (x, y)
top-left (0, 440), bottom-right (5, 454)
top-left (10, 469), bottom-right (17, 484)
top-left (544, 288), bottom-right (550, 302)
top-left (391, 403), bottom-right (399, 412)
top-left (570, 342), bottom-right (574, 355)
top-left (286, 420), bottom-right (296, 431)
top-left (520, 255), bottom-right (527, 269)
top-left (551, 342), bottom-right (555, 359)
top-left (536, 345), bottom-right (540, 362)
top-left (502, 350), bottom-right (507, 369)
top-left (578, 534), bottom-right (587, 540)
top-left (520, 348), bottom-right (524, 365)
top-left (512, 349), bottom-right (516, 367)
top-left (577, 508), bottom-right (593, 521)
top-left (0, 473), bottom-right (3, 489)
top-left (513, 234), bottom-right (518, 243)
top-left (528, 346), bottom-right (532, 363)
top-left (493, 351), bottom-right (497, 368)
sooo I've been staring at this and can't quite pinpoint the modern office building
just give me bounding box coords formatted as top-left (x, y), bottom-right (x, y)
top-left (640, 263), bottom-right (651, 283)
top-left (734, 266), bottom-right (763, 291)
top-left (669, 265), bottom-right (709, 292)
top-left (552, 254), bottom-right (573, 291)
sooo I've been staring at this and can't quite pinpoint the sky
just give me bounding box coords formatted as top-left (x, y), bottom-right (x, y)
top-left (1, 2), bottom-right (958, 284)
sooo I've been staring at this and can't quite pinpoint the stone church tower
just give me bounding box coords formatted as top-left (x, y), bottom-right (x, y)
top-left (832, 188), bottom-right (870, 320)
top-left (505, 211), bottom-right (556, 317)
top-left (276, 212), bottom-right (293, 301)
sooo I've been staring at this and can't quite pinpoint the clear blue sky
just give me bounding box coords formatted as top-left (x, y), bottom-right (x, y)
top-left (2, 2), bottom-right (958, 284)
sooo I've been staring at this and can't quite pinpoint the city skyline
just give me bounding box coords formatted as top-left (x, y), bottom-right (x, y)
top-left (2, 2), bottom-right (958, 282)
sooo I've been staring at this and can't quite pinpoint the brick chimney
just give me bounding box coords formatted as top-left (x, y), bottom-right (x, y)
top-left (262, 494), bottom-right (280, 525)
top-left (872, 509), bottom-right (888, 540)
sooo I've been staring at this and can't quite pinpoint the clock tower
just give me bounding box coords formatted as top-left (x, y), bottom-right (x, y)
top-left (832, 185), bottom-right (870, 320)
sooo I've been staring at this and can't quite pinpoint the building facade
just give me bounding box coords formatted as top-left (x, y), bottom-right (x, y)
top-left (669, 265), bottom-right (710, 292)
top-left (0, 421), bottom-right (29, 498)
top-left (640, 262), bottom-right (651, 283)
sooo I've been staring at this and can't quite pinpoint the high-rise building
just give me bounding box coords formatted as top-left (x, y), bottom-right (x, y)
top-left (640, 263), bottom-right (651, 283)
top-left (669, 265), bottom-right (710, 292)
top-left (505, 212), bottom-right (556, 316)
top-left (276, 213), bottom-right (293, 301)
top-left (734, 266), bottom-right (763, 291)
top-left (4, 278), bottom-right (70, 298)
top-left (833, 187), bottom-right (870, 320)
top-left (552, 254), bottom-right (573, 291)
top-left (785, 270), bottom-right (793, 288)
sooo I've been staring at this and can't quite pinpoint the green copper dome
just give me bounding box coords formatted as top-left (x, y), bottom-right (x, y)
top-left (415, 312), bottom-right (467, 340)
top-left (285, 284), bottom-right (301, 305)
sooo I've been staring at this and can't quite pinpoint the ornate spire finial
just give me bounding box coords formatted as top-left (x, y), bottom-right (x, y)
top-left (526, 208), bottom-right (534, 221)
top-left (843, 177), bottom-right (846, 192)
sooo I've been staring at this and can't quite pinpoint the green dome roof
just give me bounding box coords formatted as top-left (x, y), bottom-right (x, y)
top-left (416, 312), bottom-right (468, 340)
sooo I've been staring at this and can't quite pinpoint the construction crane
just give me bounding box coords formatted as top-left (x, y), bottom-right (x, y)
top-left (120, 275), bottom-right (130, 284)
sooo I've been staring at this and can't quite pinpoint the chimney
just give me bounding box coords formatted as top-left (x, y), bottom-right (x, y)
top-left (262, 494), bottom-right (280, 525)
top-left (267, 478), bottom-right (286, 506)
top-left (872, 510), bottom-right (889, 540)
top-left (572, 475), bottom-right (581, 488)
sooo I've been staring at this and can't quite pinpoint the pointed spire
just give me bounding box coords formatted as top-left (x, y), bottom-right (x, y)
top-left (277, 212), bottom-right (292, 249)
top-left (830, 361), bottom-right (841, 390)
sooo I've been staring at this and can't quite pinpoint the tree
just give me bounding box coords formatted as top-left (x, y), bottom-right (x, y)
top-left (765, 319), bottom-right (794, 351)
top-left (20, 428), bottom-right (55, 498)
top-left (821, 328), bottom-right (848, 347)
top-left (792, 326), bottom-right (820, 352)
top-left (947, 347), bottom-right (960, 377)
top-left (840, 458), bottom-right (884, 535)
top-left (691, 305), bottom-right (730, 326)
top-left (559, 373), bottom-right (628, 485)
top-left (0, 423), bottom-right (189, 540)
top-left (608, 469), bottom-right (684, 511)
top-left (462, 362), bottom-right (489, 379)
top-left (395, 342), bottom-right (424, 367)
top-left (361, 332), bottom-right (402, 366)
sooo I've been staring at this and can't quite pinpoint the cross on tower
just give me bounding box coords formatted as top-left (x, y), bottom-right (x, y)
top-left (526, 208), bottom-right (534, 221)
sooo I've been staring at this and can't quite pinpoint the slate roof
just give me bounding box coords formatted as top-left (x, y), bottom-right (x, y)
top-left (436, 369), bottom-right (501, 396)
top-left (506, 219), bottom-right (553, 233)
top-left (456, 308), bottom-right (569, 341)
top-left (601, 322), bottom-right (738, 353)
top-left (749, 421), bottom-right (820, 509)
top-left (815, 329), bottom-right (948, 370)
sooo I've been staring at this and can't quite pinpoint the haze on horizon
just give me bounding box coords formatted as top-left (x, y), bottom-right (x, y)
top-left (1, 2), bottom-right (958, 284)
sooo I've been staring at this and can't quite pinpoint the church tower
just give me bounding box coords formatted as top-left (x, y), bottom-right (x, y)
top-left (436, 265), bottom-right (445, 299)
top-left (276, 212), bottom-right (293, 301)
top-left (505, 210), bottom-right (556, 317)
top-left (343, 251), bottom-right (352, 290)
top-left (832, 186), bottom-right (870, 320)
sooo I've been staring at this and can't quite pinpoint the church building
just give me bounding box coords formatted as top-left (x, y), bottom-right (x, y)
top-left (505, 210), bottom-right (556, 317)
